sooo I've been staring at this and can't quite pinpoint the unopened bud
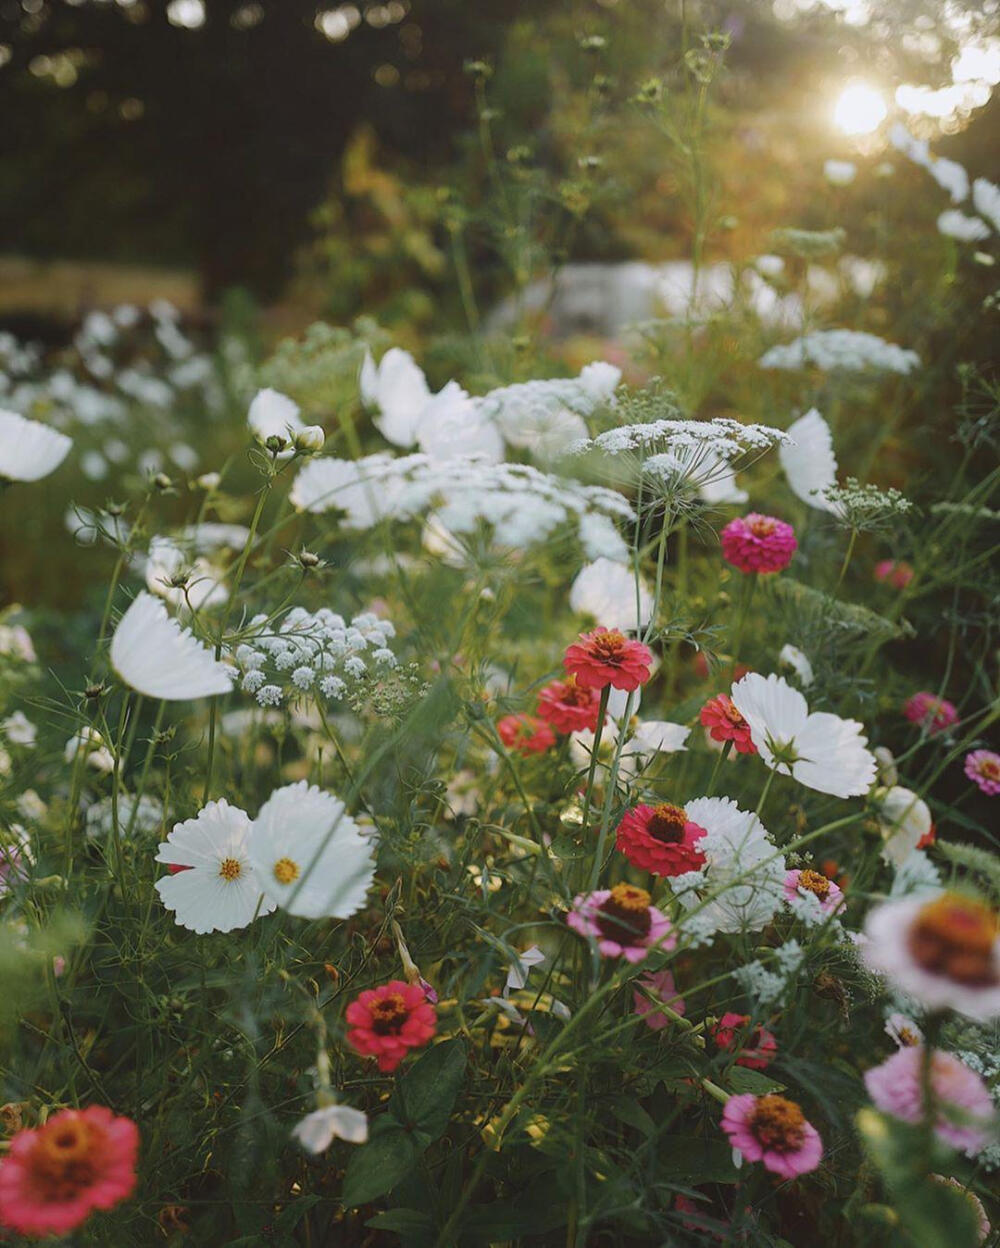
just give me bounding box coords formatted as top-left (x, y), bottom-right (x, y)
top-left (296, 425), bottom-right (326, 453)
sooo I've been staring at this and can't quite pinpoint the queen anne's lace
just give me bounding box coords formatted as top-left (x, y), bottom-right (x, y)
top-left (759, 330), bottom-right (921, 375)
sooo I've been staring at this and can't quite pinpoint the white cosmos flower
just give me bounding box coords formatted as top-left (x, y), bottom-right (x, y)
top-left (624, 720), bottom-right (690, 757)
top-left (972, 178), bottom-right (1000, 234)
top-left (292, 1104), bottom-right (369, 1153)
top-left (778, 643), bottom-right (814, 687)
top-left (862, 893), bottom-right (1000, 1022)
top-left (247, 388), bottom-right (305, 450)
top-left (110, 592), bottom-right (235, 700)
top-left (155, 799), bottom-right (274, 934)
top-left (779, 409), bottom-right (840, 513)
top-left (360, 347), bottom-right (430, 447)
top-left (64, 728), bottom-right (115, 774)
top-left (2, 711), bottom-right (36, 747)
top-left (248, 781), bottom-right (375, 919)
top-left (937, 210), bottom-right (991, 242)
top-left (415, 381), bottom-right (504, 463)
top-left (569, 559), bottom-right (653, 632)
top-left (675, 796), bottom-right (786, 935)
top-left (730, 672), bottom-right (876, 798)
top-left (873, 785), bottom-right (931, 867)
top-left (0, 410), bottom-right (72, 483)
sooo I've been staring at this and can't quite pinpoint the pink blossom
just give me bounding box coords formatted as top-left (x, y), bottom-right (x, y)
top-left (721, 1093), bottom-right (823, 1178)
top-left (721, 514), bottom-right (797, 575)
top-left (864, 1047), bottom-right (995, 1155)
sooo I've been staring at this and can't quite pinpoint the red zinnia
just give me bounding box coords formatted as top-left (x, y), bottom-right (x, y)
top-left (874, 559), bottom-right (914, 589)
top-left (0, 1105), bottom-right (139, 1238)
top-left (616, 803), bottom-right (707, 876)
top-left (721, 514), bottom-right (797, 575)
top-left (345, 979), bottom-right (437, 1073)
top-left (564, 627), bottom-right (653, 693)
top-left (536, 675), bottom-right (603, 734)
top-left (904, 692), bottom-right (958, 735)
top-left (711, 1012), bottom-right (777, 1070)
top-left (497, 713), bottom-right (556, 755)
top-left (700, 694), bottom-right (757, 755)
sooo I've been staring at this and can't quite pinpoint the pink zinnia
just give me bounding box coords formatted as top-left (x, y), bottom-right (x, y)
top-left (875, 559), bottom-right (914, 589)
top-left (965, 749), bottom-right (1000, 796)
top-left (633, 969), bottom-right (686, 1031)
top-left (904, 691), bottom-right (958, 735)
top-left (536, 676), bottom-right (603, 734)
top-left (0, 1105), bottom-right (139, 1238)
top-left (783, 868), bottom-right (845, 917)
top-left (721, 1093), bottom-right (822, 1179)
top-left (699, 694), bottom-right (757, 754)
top-left (616, 803), bottom-right (707, 877)
top-left (497, 713), bottom-right (556, 756)
top-left (711, 1013), bottom-right (778, 1070)
top-left (563, 627), bottom-right (653, 693)
top-left (566, 884), bottom-right (674, 963)
top-left (345, 979), bottom-right (437, 1073)
top-left (864, 1047), bottom-right (995, 1155)
top-left (720, 514), bottom-right (797, 575)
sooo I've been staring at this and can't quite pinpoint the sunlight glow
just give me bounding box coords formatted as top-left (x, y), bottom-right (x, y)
top-left (833, 83), bottom-right (887, 135)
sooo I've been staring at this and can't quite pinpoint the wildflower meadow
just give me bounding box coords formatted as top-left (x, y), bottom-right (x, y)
top-left (1, 2), bottom-right (999, 1244)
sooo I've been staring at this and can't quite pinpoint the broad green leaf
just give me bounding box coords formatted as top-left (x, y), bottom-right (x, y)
top-left (342, 1124), bottom-right (420, 1207)
top-left (726, 1066), bottom-right (786, 1095)
top-left (388, 1038), bottom-right (467, 1144)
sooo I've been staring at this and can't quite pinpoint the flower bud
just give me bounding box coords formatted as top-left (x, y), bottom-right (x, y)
top-left (296, 425), bottom-right (326, 453)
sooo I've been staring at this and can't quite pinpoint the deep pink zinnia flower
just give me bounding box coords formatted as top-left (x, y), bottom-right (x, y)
top-left (783, 868), bottom-right (846, 917)
top-left (864, 1047), bottom-right (994, 1155)
top-left (965, 749), bottom-right (1000, 796)
top-left (874, 559), bottom-right (914, 589)
top-left (497, 713), bottom-right (556, 756)
top-left (563, 627), bottom-right (653, 693)
top-left (699, 694), bottom-right (757, 754)
top-left (0, 1106), bottom-right (139, 1238)
top-left (721, 1093), bottom-right (822, 1179)
top-left (345, 980), bottom-right (437, 1073)
top-left (536, 675), bottom-right (603, 734)
top-left (720, 514), bottom-right (797, 575)
top-left (615, 803), bottom-right (707, 877)
top-left (904, 691), bottom-right (958, 735)
top-left (633, 970), bottom-right (686, 1031)
top-left (711, 1013), bottom-right (778, 1070)
top-left (566, 884), bottom-right (674, 963)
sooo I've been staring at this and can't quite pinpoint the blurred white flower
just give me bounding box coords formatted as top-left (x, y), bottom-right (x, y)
top-left (569, 559), bottom-right (652, 632)
top-left (929, 157), bottom-right (969, 204)
top-left (972, 178), bottom-right (1000, 234)
top-left (873, 785), bottom-right (931, 867)
top-left (360, 347), bottom-right (430, 447)
top-left (779, 408), bottom-right (840, 513)
top-left (937, 210), bottom-right (991, 242)
top-left (2, 711), bottom-right (36, 747)
top-left (778, 644), bottom-right (814, 688)
top-left (247, 388), bottom-right (304, 449)
top-left (145, 537), bottom-right (227, 612)
top-left (824, 160), bottom-right (856, 186)
top-left (0, 410), bottom-right (72, 483)
top-left (292, 1104), bottom-right (368, 1153)
top-left (64, 727), bottom-right (115, 774)
top-left (415, 381), bottom-right (503, 463)
top-left (296, 425), bottom-right (326, 453)
top-left (110, 593), bottom-right (234, 700)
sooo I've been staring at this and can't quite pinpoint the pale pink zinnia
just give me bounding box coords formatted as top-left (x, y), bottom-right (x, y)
top-left (864, 1047), bottom-right (995, 1155)
top-left (566, 884), bottom-right (674, 962)
top-left (904, 691), bottom-right (958, 735)
top-left (720, 514), bottom-right (797, 575)
top-left (720, 1093), bottom-right (823, 1179)
top-left (633, 969), bottom-right (685, 1031)
top-left (964, 749), bottom-right (1000, 796)
top-left (783, 868), bottom-right (845, 916)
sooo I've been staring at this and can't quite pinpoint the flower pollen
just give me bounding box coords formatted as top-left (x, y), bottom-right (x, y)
top-left (750, 1095), bottom-right (806, 1152)
top-left (218, 857), bottom-right (243, 882)
top-left (908, 894), bottom-right (998, 987)
top-left (273, 857), bottom-right (300, 885)
top-left (797, 869), bottom-right (831, 900)
top-left (596, 883), bottom-right (652, 945)
top-left (647, 803), bottom-right (689, 844)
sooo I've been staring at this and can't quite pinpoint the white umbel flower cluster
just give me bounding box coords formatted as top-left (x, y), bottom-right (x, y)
top-left (759, 330), bottom-right (921, 375)
top-left (233, 607), bottom-right (397, 707)
top-left (291, 452), bottom-right (634, 555)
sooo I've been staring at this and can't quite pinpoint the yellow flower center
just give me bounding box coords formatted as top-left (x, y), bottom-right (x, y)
top-left (909, 893), bottom-right (998, 987)
top-left (798, 869), bottom-right (831, 900)
top-left (218, 857), bottom-right (243, 882)
top-left (273, 857), bottom-right (300, 885)
top-left (750, 1095), bottom-right (806, 1152)
top-left (596, 883), bottom-right (652, 945)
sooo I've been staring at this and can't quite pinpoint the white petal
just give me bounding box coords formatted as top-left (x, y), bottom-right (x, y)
top-left (110, 593), bottom-right (234, 700)
top-left (368, 349), bottom-right (430, 447)
top-left (569, 559), bottom-right (652, 632)
top-left (780, 409), bottom-right (839, 512)
top-left (416, 383), bottom-right (504, 463)
top-left (0, 410), bottom-right (72, 482)
top-left (155, 799), bottom-right (252, 867)
top-left (247, 388), bottom-right (304, 445)
top-left (730, 671), bottom-right (808, 759)
top-left (629, 720), bottom-right (690, 754)
top-left (792, 713), bottom-right (876, 798)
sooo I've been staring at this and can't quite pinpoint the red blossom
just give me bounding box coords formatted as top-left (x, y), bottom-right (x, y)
top-left (720, 514), bottom-right (797, 575)
top-left (563, 627), bottom-right (653, 693)
top-left (699, 694), bottom-right (757, 754)
top-left (616, 803), bottom-right (707, 876)
top-left (711, 1012), bottom-right (778, 1070)
top-left (345, 980), bottom-right (437, 1073)
top-left (536, 676), bottom-right (603, 734)
top-left (497, 714), bottom-right (556, 755)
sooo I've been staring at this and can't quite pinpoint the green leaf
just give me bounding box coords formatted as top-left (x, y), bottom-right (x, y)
top-left (607, 1095), bottom-right (656, 1136)
top-left (726, 1066), bottom-right (786, 1095)
top-left (342, 1124), bottom-right (420, 1207)
top-left (274, 1194), bottom-right (322, 1232)
top-left (657, 1136), bottom-right (739, 1183)
top-left (365, 1207), bottom-right (436, 1245)
top-left (388, 1038), bottom-right (466, 1144)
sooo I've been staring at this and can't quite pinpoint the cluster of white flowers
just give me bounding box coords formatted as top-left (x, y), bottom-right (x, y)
top-left (360, 348), bottom-right (620, 462)
top-left (85, 794), bottom-right (164, 840)
top-left (233, 607), bottom-right (397, 707)
top-left (733, 940), bottom-right (807, 1006)
top-left (890, 123), bottom-right (999, 245)
top-left (291, 451), bottom-right (634, 557)
top-left (759, 329), bottom-right (921, 375)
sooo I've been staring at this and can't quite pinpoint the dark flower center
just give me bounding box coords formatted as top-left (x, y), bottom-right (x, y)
top-left (976, 757), bottom-right (1000, 780)
top-left (369, 993), bottom-right (410, 1035)
top-left (31, 1118), bottom-right (100, 1202)
top-left (908, 894), bottom-right (997, 987)
top-left (589, 630), bottom-right (627, 664)
top-left (595, 884), bottom-right (652, 946)
top-left (647, 804), bottom-right (689, 845)
top-left (797, 869), bottom-right (831, 900)
top-left (750, 1095), bottom-right (806, 1152)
